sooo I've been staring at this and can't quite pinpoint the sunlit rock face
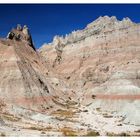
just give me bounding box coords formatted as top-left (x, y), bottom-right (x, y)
top-left (7, 24), bottom-right (35, 50)
top-left (39, 16), bottom-right (140, 126)
top-left (0, 16), bottom-right (140, 136)
top-left (0, 25), bottom-right (58, 112)
top-left (0, 24), bottom-right (80, 117)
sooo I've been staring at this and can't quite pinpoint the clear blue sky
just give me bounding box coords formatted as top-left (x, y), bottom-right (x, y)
top-left (0, 4), bottom-right (140, 49)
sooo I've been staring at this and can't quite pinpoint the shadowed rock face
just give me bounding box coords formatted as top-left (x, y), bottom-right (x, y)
top-left (39, 16), bottom-right (140, 126)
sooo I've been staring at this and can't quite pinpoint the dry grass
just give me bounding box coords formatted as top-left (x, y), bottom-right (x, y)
top-left (106, 132), bottom-right (130, 136)
top-left (60, 127), bottom-right (77, 136)
top-left (41, 131), bottom-right (46, 134)
top-left (28, 126), bottom-right (43, 131)
top-left (65, 100), bottom-right (78, 106)
top-left (84, 130), bottom-right (100, 136)
top-left (0, 132), bottom-right (6, 137)
top-left (26, 125), bottom-right (53, 131)
top-left (103, 113), bottom-right (113, 118)
top-left (135, 130), bottom-right (140, 133)
top-left (51, 109), bottom-right (75, 118)
top-left (117, 124), bottom-right (122, 126)
top-left (2, 113), bottom-right (21, 122)
top-left (96, 108), bottom-right (101, 112)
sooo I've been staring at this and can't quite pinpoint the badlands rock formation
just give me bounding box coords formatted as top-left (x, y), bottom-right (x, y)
top-left (0, 24), bottom-right (51, 111)
top-left (0, 25), bottom-right (83, 136)
top-left (0, 16), bottom-right (140, 136)
top-left (0, 24), bottom-right (72, 114)
top-left (40, 16), bottom-right (140, 131)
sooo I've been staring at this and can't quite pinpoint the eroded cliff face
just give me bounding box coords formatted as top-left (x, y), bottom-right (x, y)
top-left (0, 25), bottom-right (73, 114)
top-left (0, 16), bottom-right (140, 136)
top-left (39, 16), bottom-right (140, 126)
top-left (0, 26), bottom-right (46, 111)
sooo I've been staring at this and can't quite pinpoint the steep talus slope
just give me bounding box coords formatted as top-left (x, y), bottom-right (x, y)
top-left (39, 16), bottom-right (140, 126)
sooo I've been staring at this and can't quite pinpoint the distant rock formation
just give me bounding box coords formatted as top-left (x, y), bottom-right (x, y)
top-left (45, 16), bottom-right (133, 48)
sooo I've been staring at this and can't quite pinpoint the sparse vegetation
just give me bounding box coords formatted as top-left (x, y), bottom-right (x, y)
top-left (46, 126), bottom-right (53, 130)
top-left (82, 109), bottom-right (88, 112)
top-left (84, 130), bottom-right (100, 136)
top-left (117, 124), bottom-right (123, 126)
top-left (2, 113), bottom-right (21, 122)
top-left (106, 132), bottom-right (116, 136)
top-left (41, 131), bottom-right (46, 134)
top-left (25, 125), bottom-right (53, 131)
top-left (102, 113), bottom-right (113, 118)
top-left (51, 109), bottom-right (75, 118)
top-left (28, 126), bottom-right (42, 131)
top-left (134, 130), bottom-right (140, 133)
top-left (0, 132), bottom-right (6, 137)
top-left (92, 95), bottom-right (96, 99)
top-left (106, 132), bottom-right (130, 136)
top-left (60, 127), bottom-right (77, 136)
top-left (65, 100), bottom-right (78, 106)
top-left (96, 107), bottom-right (101, 112)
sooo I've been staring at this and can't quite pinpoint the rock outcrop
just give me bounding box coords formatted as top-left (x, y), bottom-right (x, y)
top-left (7, 24), bottom-right (35, 50)
top-left (39, 16), bottom-right (140, 126)
top-left (0, 16), bottom-right (140, 136)
top-left (0, 25), bottom-right (62, 113)
top-left (0, 24), bottom-right (79, 117)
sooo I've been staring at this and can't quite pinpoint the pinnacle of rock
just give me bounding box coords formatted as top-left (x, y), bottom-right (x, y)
top-left (16, 24), bottom-right (22, 31)
top-left (7, 24), bottom-right (35, 50)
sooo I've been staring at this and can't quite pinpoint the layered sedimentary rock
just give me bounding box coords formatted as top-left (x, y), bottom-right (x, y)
top-left (0, 25), bottom-right (61, 113)
top-left (39, 16), bottom-right (140, 126)
top-left (0, 16), bottom-right (140, 136)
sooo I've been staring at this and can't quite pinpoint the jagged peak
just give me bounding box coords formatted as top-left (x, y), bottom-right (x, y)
top-left (6, 24), bottom-right (35, 50)
top-left (86, 16), bottom-right (133, 28)
top-left (51, 16), bottom-right (135, 46)
top-left (46, 16), bottom-right (135, 48)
